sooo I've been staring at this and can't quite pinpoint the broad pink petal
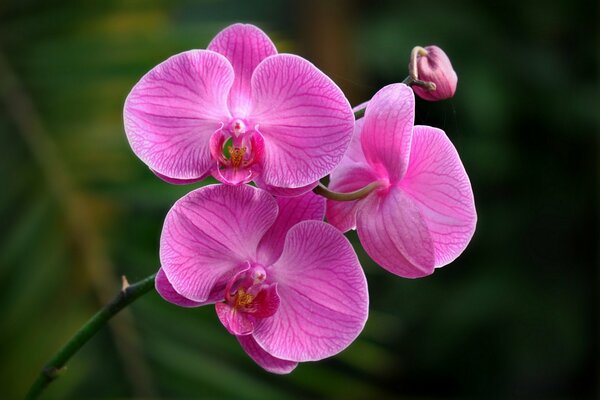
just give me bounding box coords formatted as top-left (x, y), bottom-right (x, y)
top-left (216, 302), bottom-right (255, 335)
top-left (156, 268), bottom-right (203, 307)
top-left (160, 184), bottom-right (278, 302)
top-left (124, 50), bottom-right (233, 181)
top-left (257, 191), bottom-right (325, 266)
top-left (237, 335), bottom-right (297, 374)
top-left (356, 187), bottom-right (435, 278)
top-left (326, 119), bottom-right (381, 232)
top-left (208, 23), bottom-right (277, 117)
top-left (254, 221), bottom-right (368, 362)
top-left (250, 54), bottom-right (354, 188)
top-left (401, 126), bottom-right (477, 266)
top-left (361, 83), bottom-right (415, 182)
top-left (156, 268), bottom-right (225, 307)
top-left (151, 169), bottom-right (209, 185)
top-left (253, 176), bottom-right (318, 197)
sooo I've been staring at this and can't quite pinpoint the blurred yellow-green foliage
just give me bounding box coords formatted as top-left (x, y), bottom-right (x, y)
top-left (0, 0), bottom-right (597, 399)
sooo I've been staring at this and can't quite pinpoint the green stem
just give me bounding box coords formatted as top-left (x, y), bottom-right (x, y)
top-left (26, 274), bottom-right (157, 400)
top-left (314, 180), bottom-right (387, 201)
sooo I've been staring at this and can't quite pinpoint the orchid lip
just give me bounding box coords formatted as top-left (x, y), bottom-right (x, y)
top-left (222, 264), bottom-right (276, 314)
top-left (216, 263), bottom-right (280, 336)
top-left (210, 118), bottom-right (265, 185)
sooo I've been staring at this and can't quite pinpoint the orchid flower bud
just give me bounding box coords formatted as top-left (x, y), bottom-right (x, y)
top-left (410, 45), bottom-right (458, 101)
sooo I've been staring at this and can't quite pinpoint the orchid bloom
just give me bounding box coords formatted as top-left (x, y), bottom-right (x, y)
top-left (326, 83), bottom-right (477, 278)
top-left (156, 184), bottom-right (368, 373)
top-left (124, 24), bottom-right (354, 194)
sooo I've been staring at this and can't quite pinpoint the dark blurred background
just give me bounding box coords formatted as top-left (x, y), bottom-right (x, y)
top-left (0, 0), bottom-right (597, 399)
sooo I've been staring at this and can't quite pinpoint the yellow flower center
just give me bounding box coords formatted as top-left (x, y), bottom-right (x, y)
top-left (234, 288), bottom-right (254, 309)
top-left (228, 146), bottom-right (247, 169)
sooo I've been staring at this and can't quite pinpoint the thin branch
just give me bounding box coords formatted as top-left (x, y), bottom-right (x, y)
top-left (25, 274), bottom-right (157, 400)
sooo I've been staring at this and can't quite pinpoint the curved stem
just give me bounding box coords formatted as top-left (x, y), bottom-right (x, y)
top-left (26, 274), bottom-right (157, 400)
top-left (407, 46), bottom-right (437, 91)
top-left (314, 180), bottom-right (387, 201)
top-left (409, 46), bottom-right (427, 81)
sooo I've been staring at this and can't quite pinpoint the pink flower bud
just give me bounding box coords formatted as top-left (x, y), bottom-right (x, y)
top-left (412, 46), bottom-right (457, 101)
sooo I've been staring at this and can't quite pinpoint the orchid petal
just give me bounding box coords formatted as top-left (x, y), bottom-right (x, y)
top-left (249, 284), bottom-right (280, 319)
top-left (250, 54), bottom-right (354, 188)
top-left (124, 50), bottom-right (233, 181)
top-left (326, 119), bottom-right (380, 232)
top-left (151, 169), bottom-right (209, 185)
top-left (402, 126), bottom-right (477, 266)
top-left (216, 302), bottom-right (255, 335)
top-left (253, 176), bottom-right (319, 197)
top-left (208, 23), bottom-right (277, 117)
top-left (237, 335), bottom-right (297, 374)
top-left (257, 191), bottom-right (325, 266)
top-left (254, 221), bottom-right (368, 362)
top-left (160, 184), bottom-right (278, 302)
top-left (156, 267), bottom-right (225, 307)
top-left (155, 268), bottom-right (204, 307)
top-left (361, 83), bottom-right (415, 182)
top-left (356, 187), bottom-right (435, 278)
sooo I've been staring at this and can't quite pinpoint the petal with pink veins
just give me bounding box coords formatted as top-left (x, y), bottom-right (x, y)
top-left (401, 126), bottom-right (477, 267)
top-left (356, 187), bottom-right (436, 278)
top-left (257, 191), bottom-right (325, 266)
top-left (155, 267), bottom-right (225, 307)
top-left (237, 335), bottom-right (297, 374)
top-left (253, 221), bottom-right (368, 362)
top-left (160, 184), bottom-right (278, 302)
top-left (208, 23), bottom-right (277, 117)
top-left (155, 268), bottom-right (203, 307)
top-left (124, 50), bottom-right (233, 181)
top-left (250, 54), bottom-right (354, 188)
top-left (360, 83), bottom-right (415, 183)
top-left (253, 176), bottom-right (319, 197)
top-left (151, 168), bottom-right (209, 185)
top-left (216, 302), bottom-right (255, 335)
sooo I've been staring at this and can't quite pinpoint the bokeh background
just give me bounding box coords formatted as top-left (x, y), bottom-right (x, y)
top-left (0, 0), bottom-right (597, 399)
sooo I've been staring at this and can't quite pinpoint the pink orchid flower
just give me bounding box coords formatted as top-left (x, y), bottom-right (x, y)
top-left (326, 83), bottom-right (477, 278)
top-left (155, 184), bottom-right (368, 373)
top-left (124, 24), bottom-right (354, 194)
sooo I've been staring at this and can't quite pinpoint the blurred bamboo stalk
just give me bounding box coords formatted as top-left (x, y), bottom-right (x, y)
top-left (0, 52), bottom-right (155, 397)
top-left (299, 0), bottom-right (362, 102)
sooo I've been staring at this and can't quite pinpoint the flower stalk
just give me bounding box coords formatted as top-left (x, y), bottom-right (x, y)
top-left (352, 75), bottom-right (424, 120)
top-left (408, 46), bottom-right (437, 91)
top-left (26, 274), bottom-right (157, 400)
top-left (314, 180), bottom-right (387, 201)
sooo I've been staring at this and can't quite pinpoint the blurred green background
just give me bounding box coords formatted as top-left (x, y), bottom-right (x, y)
top-left (0, 0), bottom-right (597, 399)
